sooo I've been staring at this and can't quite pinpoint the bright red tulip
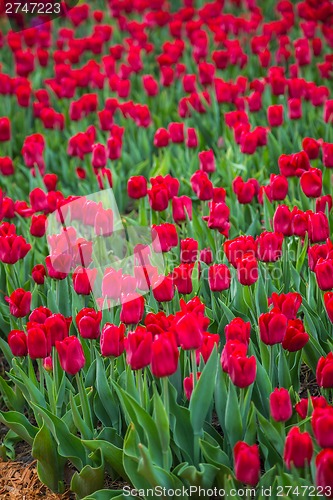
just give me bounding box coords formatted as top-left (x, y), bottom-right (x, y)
top-left (56, 336), bottom-right (85, 376)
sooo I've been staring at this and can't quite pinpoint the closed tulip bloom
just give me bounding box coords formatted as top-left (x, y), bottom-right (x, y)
top-left (221, 340), bottom-right (248, 373)
top-left (316, 195), bottom-right (333, 214)
top-left (45, 254), bottom-right (72, 280)
top-left (270, 292), bottom-right (302, 320)
top-left (0, 234), bottom-right (31, 264)
top-left (172, 263), bottom-right (194, 295)
top-left (236, 253), bottom-right (259, 286)
top-left (168, 122), bottom-right (184, 143)
top-left (300, 168), bottom-right (322, 198)
top-left (154, 128), bottom-right (170, 148)
top-left (196, 332), bottom-right (219, 364)
top-left (190, 170), bottom-right (213, 201)
top-left (0, 117), bottom-right (11, 141)
top-left (208, 264), bottom-right (231, 292)
top-left (73, 267), bottom-right (97, 295)
top-left (147, 183), bottom-right (169, 211)
top-left (125, 327), bottom-right (152, 370)
top-left (302, 137), bottom-right (321, 159)
top-left (234, 442), bottom-right (260, 486)
top-left (273, 205), bottom-right (293, 236)
top-left (186, 128), bottom-right (198, 148)
top-left (100, 323), bottom-right (125, 357)
top-left (267, 105), bottom-right (284, 127)
top-left (8, 330), bottom-right (28, 357)
top-left (270, 174), bottom-right (289, 201)
top-left (224, 235), bottom-right (257, 268)
top-left (30, 214), bottom-right (47, 237)
top-left (102, 268), bottom-right (123, 299)
top-left (288, 98), bottom-right (302, 120)
top-left (270, 388), bottom-right (292, 422)
top-left (27, 325), bottom-right (51, 359)
top-left (225, 318), bottom-right (251, 345)
top-left (127, 176), bottom-right (147, 199)
top-left (316, 353), bottom-right (333, 388)
top-left (316, 449), bottom-right (333, 493)
top-left (259, 310), bottom-right (288, 345)
top-left (282, 319), bottom-right (309, 352)
top-left (5, 288), bottom-right (31, 317)
top-left (120, 293), bottom-right (145, 325)
top-left (229, 355), bottom-right (256, 388)
top-left (308, 212), bottom-right (330, 243)
top-left (256, 231), bottom-right (284, 262)
top-left (76, 308), bottom-right (102, 339)
top-left (94, 208), bottom-right (113, 236)
top-left (308, 240), bottom-right (333, 272)
top-left (198, 149), bottom-right (215, 173)
top-left (151, 332), bottom-right (179, 377)
top-left (44, 313), bottom-right (69, 345)
top-left (315, 259), bottom-right (333, 291)
top-left (312, 407), bottom-right (333, 448)
top-left (324, 293), bottom-right (333, 323)
top-left (295, 396), bottom-right (328, 420)
top-left (172, 196), bottom-right (192, 223)
top-left (291, 209), bottom-right (309, 238)
top-left (322, 142), bottom-right (333, 169)
top-left (180, 238), bottom-right (198, 263)
top-left (199, 248), bottom-right (213, 265)
top-left (284, 427), bottom-right (313, 469)
top-left (92, 143), bottom-right (107, 169)
top-left (152, 275), bottom-right (174, 302)
top-left (176, 312), bottom-right (204, 350)
top-left (184, 372), bottom-right (201, 400)
top-left (204, 202), bottom-right (230, 236)
top-left (56, 336), bottom-right (85, 376)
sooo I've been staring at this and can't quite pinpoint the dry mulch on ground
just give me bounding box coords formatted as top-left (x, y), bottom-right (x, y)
top-left (0, 459), bottom-right (73, 500)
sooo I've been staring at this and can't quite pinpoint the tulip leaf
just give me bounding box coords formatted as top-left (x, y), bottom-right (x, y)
top-left (112, 380), bottom-right (164, 467)
top-left (95, 352), bottom-right (120, 429)
top-left (189, 347), bottom-right (218, 435)
top-left (0, 376), bottom-right (25, 412)
top-left (176, 462), bottom-right (218, 490)
top-left (152, 385), bottom-right (172, 470)
top-left (71, 450), bottom-right (105, 499)
top-left (31, 402), bottom-right (88, 470)
top-left (224, 380), bottom-right (243, 449)
top-left (82, 438), bottom-right (127, 481)
top-left (0, 410), bottom-right (38, 446)
top-left (82, 491), bottom-right (127, 500)
top-left (32, 422), bottom-right (66, 493)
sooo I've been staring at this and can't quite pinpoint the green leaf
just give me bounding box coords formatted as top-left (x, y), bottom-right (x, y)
top-left (189, 347), bottom-right (218, 435)
top-left (224, 380), bottom-right (243, 449)
top-left (0, 411), bottom-right (38, 446)
top-left (82, 438), bottom-right (128, 481)
top-left (32, 422), bottom-right (66, 493)
top-left (71, 451), bottom-right (105, 499)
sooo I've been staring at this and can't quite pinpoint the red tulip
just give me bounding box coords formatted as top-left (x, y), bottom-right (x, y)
top-left (56, 336), bottom-right (85, 376)
top-left (5, 288), bottom-right (31, 317)
top-left (322, 142), bottom-right (333, 169)
top-left (225, 318), bottom-right (251, 345)
top-left (208, 264), bottom-right (231, 292)
top-left (270, 292), bottom-right (302, 320)
top-left (175, 312), bottom-right (204, 350)
top-left (302, 137), bottom-right (321, 159)
top-left (228, 355), bottom-right (256, 388)
top-left (316, 449), bottom-right (333, 496)
top-left (316, 195), bottom-right (333, 214)
top-left (199, 248), bottom-right (213, 265)
top-left (267, 105), bottom-right (283, 127)
top-left (259, 310), bottom-right (288, 345)
top-left (300, 168), bottom-right (322, 198)
top-left (282, 319), bottom-right (309, 352)
top-left (0, 117), bottom-right (11, 141)
top-left (183, 372), bottom-right (201, 400)
top-left (147, 183), bottom-right (169, 211)
top-left (191, 170), bottom-right (213, 201)
top-left (315, 258), bottom-right (333, 291)
top-left (234, 442), bottom-right (260, 486)
top-left (45, 254), bottom-right (72, 280)
top-left (125, 327), bottom-right (152, 370)
top-left (8, 330), bottom-right (28, 357)
top-left (102, 268), bottom-right (123, 299)
top-left (100, 323), bottom-right (125, 358)
top-left (0, 235), bottom-right (31, 264)
top-left (172, 263), bottom-right (194, 295)
top-left (256, 231), bottom-right (284, 262)
top-left (44, 313), bottom-right (69, 346)
top-left (172, 195), bottom-right (192, 223)
top-left (316, 353), bottom-right (333, 388)
top-left (236, 253), bottom-right (258, 286)
top-left (198, 149), bottom-right (215, 173)
top-left (180, 238), bottom-right (198, 263)
top-left (270, 388), bottom-right (292, 422)
top-left (295, 396), bottom-right (328, 419)
top-left (168, 122), bottom-right (184, 143)
top-left (324, 292), bottom-right (333, 323)
top-left (204, 202), bottom-right (230, 236)
top-left (72, 267), bottom-right (97, 295)
top-left (76, 308), bottom-right (102, 339)
top-left (151, 275), bottom-right (174, 302)
top-left (224, 235), bottom-right (256, 268)
top-left (151, 332), bottom-right (179, 377)
top-left (120, 293), bottom-right (145, 325)
top-left (284, 427), bottom-right (313, 469)
top-left (308, 211), bottom-right (330, 243)
top-left (27, 325), bottom-right (51, 359)
top-left (312, 407), bottom-right (333, 448)
top-left (221, 340), bottom-right (248, 374)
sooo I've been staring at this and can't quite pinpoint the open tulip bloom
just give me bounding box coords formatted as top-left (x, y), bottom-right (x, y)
top-left (1, 0), bottom-right (333, 497)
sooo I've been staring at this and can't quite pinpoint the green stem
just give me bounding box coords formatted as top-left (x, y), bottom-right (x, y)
top-left (76, 372), bottom-right (93, 432)
top-left (269, 345), bottom-right (275, 387)
top-left (191, 350), bottom-right (198, 390)
top-left (37, 359), bottom-right (45, 396)
top-left (136, 369), bottom-right (143, 406)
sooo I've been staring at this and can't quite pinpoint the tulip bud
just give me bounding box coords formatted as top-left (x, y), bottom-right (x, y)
top-left (72, 267), bottom-right (97, 295)
top-left (127, 176), bottom-right (147, 199)
top-left (151, 332), bottom-right (179, 378)
top-left (56, 336), bottom-right (85, 375)
top-left (270, 388), bottom-right (292, 422)
top-left (259, 310), bottom-right (288, 345)
top-left (100, 323), bottom-right (125, 358)
top-left (228, 355), bottom-right (256, 388)
top-left (27, 325), bottom-right (51, 359)
top-left (234, 442), bottom-right (260, 486)
top-left (125, 327), bottom-right (152, 370)
top-left (284, 427), bottom-right (313, 469)
top-left (236, 253), bottom-right (259, 286)
top-left (76, 308), bottom-right (102, 339)
top-left (183, 372), bottom-right (201, 400)
top-left (8, 330), bottom-right (28, 357)
top-left (31, 264), bottom-right (46, 285)
top-left (151, 275), bottom-right (174, 302)
top-left (120, 293), bottom-right (145, 325)
top-left (208, 264), bottom-right (231, 292)
top-left (176, 312), bottom-right (204, 351)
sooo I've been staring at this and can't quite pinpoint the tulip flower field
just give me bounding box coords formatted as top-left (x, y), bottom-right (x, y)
top-left (1, 0), bottom-right (333, 498)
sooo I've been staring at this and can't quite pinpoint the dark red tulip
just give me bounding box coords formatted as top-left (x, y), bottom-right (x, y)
top-left (27, 324), bottom-right (51, 359)
top-left (172, 195), bottom-right (192, 223)
top-left (76, 307), bottom-right (102, 339)
top-left (225, 318), bottom-right (251, 345)
top-left (208, 264), bottom-right (231, 292)
top-left (5, 288), bottom-right (31, 317)
top-left (270, 292), bottom-right (302, 320)
top-left (300, 168), bottom-right (322, 198)
top-left (152, 275), bottom-right (174, 302)
top-left (270, 388), bottom-right (292, 422)
top-left (284, 427), bottom-right (313, 469)
top-left (259, 309), bottom-right (288, 345)
top-left (8, 330), bottom-right (28, 357)
top-left (180, 238), bottom-right (198, 263)
top-left (234, 442), bottom-right (260, 486)
top-left (120, 293), bottom-right (145, 325)
top-left (236, 253), bottom-right (258, 286)
top-left (0, 235), bottom-right (31, 264)
top-left (312, 407), bottom-right (333, 448)
top-left (228, 355), bottom-right (256, 388)
top-left (56, 336), bottom-right (85, 376)
top-left (125, 327), bottom-right (152, 370)
top-left (100, 323), bottom-right (125, 358)
top-left (151, 332), bottom-right (179, 377)
top-left (317, 352), bottom-right (333, 388)
top-left (256, 231), bottom-right (284, 262)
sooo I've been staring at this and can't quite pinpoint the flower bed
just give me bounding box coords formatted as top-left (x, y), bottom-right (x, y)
top-left (1, 0), bottom-right (333, 498)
